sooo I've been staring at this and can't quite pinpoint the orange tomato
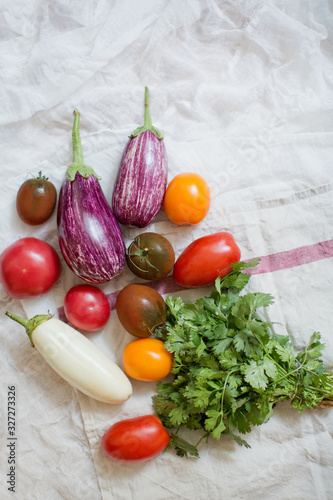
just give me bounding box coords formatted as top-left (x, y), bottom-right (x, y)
top-left (123, 338), bottom-right (173, 382)
top-left (163, 172), bottom-right (210, 225)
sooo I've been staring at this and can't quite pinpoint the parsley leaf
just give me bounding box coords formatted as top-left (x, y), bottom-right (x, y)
top-left (169, 433), bottom-right (200, 458)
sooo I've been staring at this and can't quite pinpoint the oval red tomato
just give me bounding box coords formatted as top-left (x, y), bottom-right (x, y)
top-left (123, 338), bottom-right (173, 381)
top-left (64, 284), bottom-right (110, 332)
top-left (101, 415), bottom-right (170, 462)
top-left (16, 171), bottom-right (57, 225)
top-left (0, 237), bottom-right (61, 299)
top-left (126, 232), bottom-right (175, 281)
top-left (116, 284), bottom-right (167, 337)
top-left (163, 172), bottom-right (211, 225)
top-left (173, 232), bottom-right (241, 288)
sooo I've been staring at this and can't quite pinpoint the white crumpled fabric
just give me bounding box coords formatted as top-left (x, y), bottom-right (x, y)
top-left (1, 1), bottom-right (333, 499)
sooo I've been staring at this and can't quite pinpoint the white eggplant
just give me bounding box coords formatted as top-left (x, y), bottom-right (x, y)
top-left (5, 312), bottom-right (132, 404)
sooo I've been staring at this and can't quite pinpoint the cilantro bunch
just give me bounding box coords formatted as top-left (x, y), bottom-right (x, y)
top-left (153, 259), bottom-right (333, 457)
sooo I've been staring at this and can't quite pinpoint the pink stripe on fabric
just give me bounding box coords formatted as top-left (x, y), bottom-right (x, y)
top-left (245, 239), bottom-right (333, 275)
top-left (57, 239), bottom-right (333, 320)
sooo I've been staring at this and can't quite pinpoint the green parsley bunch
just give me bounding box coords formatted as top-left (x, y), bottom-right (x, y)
top-left (153, 259), bottom-right (333, 457)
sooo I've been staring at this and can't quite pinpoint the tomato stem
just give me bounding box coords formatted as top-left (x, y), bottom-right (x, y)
top-left (129, 87), bottom-right (164, 140)
top-left (5, 311), bottom-right (53, 347)
top-left (126, 237), bottom-right (160, 273)
top-left (36, 171), bottom-right (49, 180)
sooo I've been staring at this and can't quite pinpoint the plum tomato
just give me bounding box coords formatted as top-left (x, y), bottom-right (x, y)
top-left (116, 284), bottom-right (167, 338)
top-left (123, 338), bottom-right (173, 381)
top-left (64, 284), bottom-right (111, 332)
top-left (173, 231), bottom-right (241, 288)
top-left (163, 172), bottom-right (210, 225)
top-left (101, 415), bottom-right (170, 462)
top-left (0, 237), bottom-right (61, 299)
top-left (126, 232), bottom-right (175, 281)
top-left (16, 171), bottom-right (57, 225)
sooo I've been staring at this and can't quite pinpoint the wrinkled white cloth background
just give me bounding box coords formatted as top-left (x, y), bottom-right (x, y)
top-left (1, 1), bottom-right (333, 499)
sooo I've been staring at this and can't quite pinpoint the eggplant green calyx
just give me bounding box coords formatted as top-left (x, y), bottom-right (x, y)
top-left (66, 109), bottom-right (102, 182)
top-left (130, 86), bottom-right (164, 140)
top-left (5, 311), bottom-right (53, 347)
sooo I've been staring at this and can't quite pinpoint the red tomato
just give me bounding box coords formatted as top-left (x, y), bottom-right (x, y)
top-left (101, 415), bottom-right (170, 462)
top-left (0, 237), bottom-right (61, 299)
top-left (64, 284), bottom-right (111, 331)
top-left (123, 338), bottom-right (173, 381)
top-left (173, 232), bottom-right (241, 288)
top-left (163, 172), bottom-right (210, 225)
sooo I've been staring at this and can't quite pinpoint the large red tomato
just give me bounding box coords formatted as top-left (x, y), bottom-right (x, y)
top-left (101, 415), bottom-right (170, 462)
top-left (0, 237), bottom-right (61, 299)
top-left (173, 232), bottom-right (241, 288)
top-left (64, 284), bottom-right (110, 332)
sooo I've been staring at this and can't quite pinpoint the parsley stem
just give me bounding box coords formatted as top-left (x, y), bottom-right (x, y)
top-left (195, 432), bottom-right (210, 448)
top-left (307, 385), bottom-right (333, 395)
top-left (218, 368), bottom-right (239, 424)
top-left (249, 328), bottom-right (289, 377)
top-left (221, 369), bottom-right (238, 406)
top-left (267, 361), bottom-right (306, 388)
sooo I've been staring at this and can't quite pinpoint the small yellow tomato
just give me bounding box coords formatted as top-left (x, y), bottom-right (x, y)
top-left (123, 338), bottom-right (173, 381)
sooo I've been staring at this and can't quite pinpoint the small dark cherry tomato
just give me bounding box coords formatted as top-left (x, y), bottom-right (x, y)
top-left (64, 284), bottom-right (111, 332)
top-left (101, 415), bottom-right (170, 462)
top-left (116, 283), bottom-right (167, 338)
top-left (126, 232), bottom-right (175, 281)
top-left (16, 171), bottom-right (57, 225)
top-left (173, 231), bottom-right (241, 288)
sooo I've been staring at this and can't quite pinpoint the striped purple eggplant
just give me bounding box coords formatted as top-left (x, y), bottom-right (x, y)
top-left (112, 87), bottom-right (168, 228)
top-left (57, 110), bottom-right (126, 284)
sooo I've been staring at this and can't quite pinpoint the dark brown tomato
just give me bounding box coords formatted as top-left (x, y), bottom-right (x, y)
top-left (126, 232), bottom-right (175, 281)
top-left (116, 284), bottom-right (167, 338)
top-left (16, 171), bottom-right (57, 225)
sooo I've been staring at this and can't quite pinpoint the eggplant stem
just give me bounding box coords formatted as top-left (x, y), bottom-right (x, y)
top-left (129, 87), bottom-right (164, 140)
top-left (72, 110), bottom-right (84, 165)
top-left (5, 311), bottom-right (53, 347)
top-left (5, 311), bottom-right (28, 328)
top-left (144, 86), bottom-right (153, 128)
top-left (66, 110), bottom-right (102, 181)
